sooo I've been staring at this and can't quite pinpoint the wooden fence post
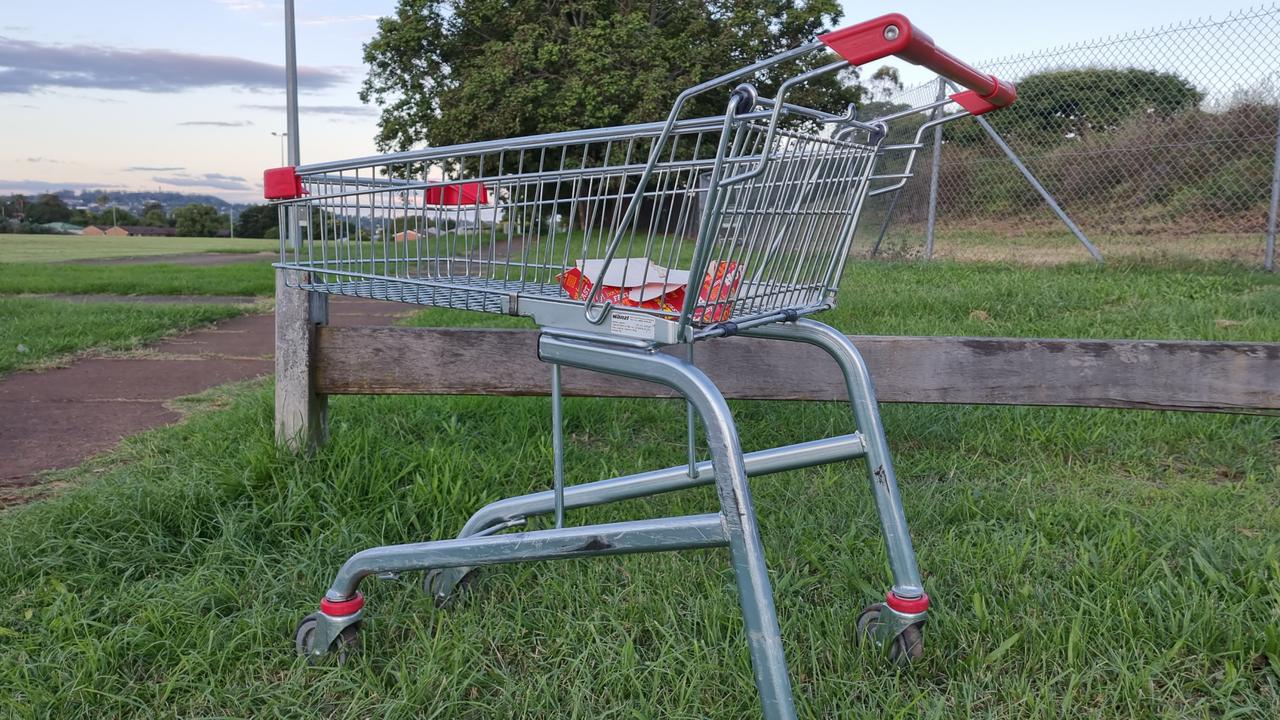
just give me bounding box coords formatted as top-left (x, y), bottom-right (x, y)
top-left (274, 263), bottom-right (327, 450)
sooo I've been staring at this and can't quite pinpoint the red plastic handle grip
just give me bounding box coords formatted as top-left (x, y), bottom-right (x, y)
top-left (818, 13), bottom-right (1016, 112)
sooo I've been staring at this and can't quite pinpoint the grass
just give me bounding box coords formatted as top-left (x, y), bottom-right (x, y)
top-left (0, 298), bottom-right (247, 373)
top-left (0, 234), bottom-right (274, 263)
top-left (0, 256), bottom-right (1276, 717)
top-left (864, 227), bottom-right (1270, 267)
top-left (404, 258), bottom-right (1280, 342)
top-left (0, 261), bottom-right (275, 297)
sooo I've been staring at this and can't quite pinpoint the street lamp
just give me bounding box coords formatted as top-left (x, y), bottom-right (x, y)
top-left (270, 131), bottom-right (288, 166)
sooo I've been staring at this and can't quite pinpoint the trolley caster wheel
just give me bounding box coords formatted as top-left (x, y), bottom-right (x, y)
top-left (294, 613), bottom-right (360, 664)
top-left (856, 603), bottom-right (924, 666)
top-left (424, 567), bottom-right (478, 609)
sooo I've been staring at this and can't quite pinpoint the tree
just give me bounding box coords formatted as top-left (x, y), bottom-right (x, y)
top-left (141, 201), bottom-right (169, 227)
top-left (173, 203), bottom-right (224, 237)
top-left (949, 68), bottom-right (1204, 147)
top-left (863, 66), bottom-right (903, 103)
top-left (361, 0), bottom-right (861, 153)
top-left (24, 194), bottom-right (72, 224)
top-left (235, 204), bottom-right (278, 238)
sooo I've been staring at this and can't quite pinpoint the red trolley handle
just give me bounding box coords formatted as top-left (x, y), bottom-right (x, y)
top-left (818, 13), bottom-right (1016, 115)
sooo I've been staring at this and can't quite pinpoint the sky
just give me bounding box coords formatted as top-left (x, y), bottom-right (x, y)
top-left (0, 0), bottom-right (1240, 204)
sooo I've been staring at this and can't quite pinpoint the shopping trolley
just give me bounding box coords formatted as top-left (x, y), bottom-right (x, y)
top-left (267, 13), bottom-right (1015, 719)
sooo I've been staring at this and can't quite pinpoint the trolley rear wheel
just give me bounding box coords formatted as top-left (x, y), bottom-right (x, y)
top-left (294, 613), bottom-right (360, 664)
top-left (855, 603), bottom-right (924, 666)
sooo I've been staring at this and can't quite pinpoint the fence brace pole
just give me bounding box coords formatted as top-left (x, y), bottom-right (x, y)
top-left (275, 0), bottom-right (329, 450)
top-left (1265, 102), bottom-right (1279, 272)
top-left (923, 77), bottom-right (947, 260)
top-left (869, 189), bottom-right (902, 257)
top-left (970, 113), bottom-right (1103, 264)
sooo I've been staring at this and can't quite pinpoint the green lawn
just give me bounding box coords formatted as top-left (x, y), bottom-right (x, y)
top-left (0, 262), bottom-right (274, 297)
top-left (0, 259), bottom-right (1277, 718)
top-left (0, 298), bottom-right (247, 373)
top-left (405, 258), bottom-right (1280, 342)
top-left (0, 234), bottom-right (275, 263)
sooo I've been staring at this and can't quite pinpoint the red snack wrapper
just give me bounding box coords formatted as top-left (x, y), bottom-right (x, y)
top-left (557, 259), bottom-right (742, 324)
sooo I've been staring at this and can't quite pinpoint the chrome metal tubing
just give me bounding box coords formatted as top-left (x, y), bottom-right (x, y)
top-left (326, 514), bottom-right (728, 600)
top-left (744, 319), bottom-right (924, 599)
top-left (452, 433), bottom-right (867, 541)
top-left (537, 333), bottom-right (797, 720)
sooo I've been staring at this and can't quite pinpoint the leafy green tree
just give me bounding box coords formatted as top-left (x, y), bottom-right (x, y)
top-left (24, 194), bottom-right (72, 224)
top-left (235, 204), bottom-right (278, 238)
top-left (361, 0), bottom-right (860, 152)
top-left (949, 68), bottom-right (1203, 146)
top-left (173, 203), bottom-right (225, 237)
top-left (141, 201), bottom-right (169, 227)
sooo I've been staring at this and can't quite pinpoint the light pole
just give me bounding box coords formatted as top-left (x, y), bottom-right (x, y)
top-left (271, 131), bottom-right (288, 166)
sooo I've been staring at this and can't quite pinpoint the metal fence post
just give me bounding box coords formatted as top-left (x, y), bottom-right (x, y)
top-left (1266, 102), bottom-right (1279, 272)
top-left (275, 0), bottom-right (329, 450)
top-left (923, 77), bottom-right (947, 260)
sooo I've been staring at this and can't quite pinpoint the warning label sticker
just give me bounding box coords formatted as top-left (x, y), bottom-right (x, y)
top-left (609, 311), bottom-right (657, 340)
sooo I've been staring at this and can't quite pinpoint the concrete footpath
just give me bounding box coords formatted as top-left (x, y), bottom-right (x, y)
top-left (0, 297), bottom-right (412, 505)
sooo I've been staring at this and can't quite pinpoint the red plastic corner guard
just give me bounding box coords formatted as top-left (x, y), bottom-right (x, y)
top-left (425, 182), bottom-right (490, 206)
top-left (950, 89), bottom-right (1002, 116)
top-left (319, 592), bottom-right (364, 617)
top-left (264, 166), bottom-right (305, 200)
top-left (885, 591), bottom-right (929, 615)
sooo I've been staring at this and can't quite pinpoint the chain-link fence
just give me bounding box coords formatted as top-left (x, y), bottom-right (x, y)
top-left (856, 3), bottom-right (1280, 268)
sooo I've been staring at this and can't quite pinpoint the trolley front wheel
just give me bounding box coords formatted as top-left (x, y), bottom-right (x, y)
top-left (855, 603), bottom-right (924, 666)
top-left (294, 613), bottom-right (361, 664)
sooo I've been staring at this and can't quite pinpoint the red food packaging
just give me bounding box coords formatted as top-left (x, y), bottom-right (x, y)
top-left (557, 259), bottom-right (741, 323)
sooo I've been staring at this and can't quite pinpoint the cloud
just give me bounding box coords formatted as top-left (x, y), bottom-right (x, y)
top-left (240, 103), bottom-right (376, 117)
top-left (302, 15), bottom-right (382, 25)
top-left (25, 157), bottom-right (62, 163)
top-left (214, 1), bottom-right (273, 11)
top-left (0, 179), bottom-right (124, 192)
top-left (125, 166), bottom-right (186, 172)
top-left (0, 35), bottom-right (345, 94)
top-left (153, 172), bottom-right (251, 191)
top-left (177, 120), bottom-right (254, 127)
top-left (213, 2), bottom-right (380, 25)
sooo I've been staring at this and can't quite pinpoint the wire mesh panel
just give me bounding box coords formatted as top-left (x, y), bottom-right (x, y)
top-left (857, 3), bottom-right (1280, 262)
top-left (278, 110), bottom-right (881, 339)
top-left (270, 12), bottom-right (1028, 340)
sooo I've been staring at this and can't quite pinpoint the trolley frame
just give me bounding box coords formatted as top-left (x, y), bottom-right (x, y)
top-left (279, 13), bottom-right (1016, 719)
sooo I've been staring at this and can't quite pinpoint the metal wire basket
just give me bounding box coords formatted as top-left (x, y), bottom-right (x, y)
top-left (268, 16), bottom-right (1011, 344)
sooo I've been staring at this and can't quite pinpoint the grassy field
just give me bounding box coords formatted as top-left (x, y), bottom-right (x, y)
top-left (0, 298), bottom-right (246, 373)
top-left (0, 262), bottom-right (274, 297)
top-left (0, 258), bottom-right (1276, 718)
top-left (0, 234), bottom-right (274, 263)
top-left (406, 258), bottom-right (1280, 342)
top-left (865, 227), bottom-right (1270, 267)
top-left (0, 237), bottom-right (270, 375)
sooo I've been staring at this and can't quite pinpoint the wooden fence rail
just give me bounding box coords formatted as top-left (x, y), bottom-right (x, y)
top-left (313, 326), bottom-right (1280, 414)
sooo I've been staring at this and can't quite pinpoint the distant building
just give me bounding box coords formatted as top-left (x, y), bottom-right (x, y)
top-left (82, 225), bottom-right (176, 237)
top-left (393, 229), bottom-right (420, 242)
top-left (120, 225), bottom-right (177, 237)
